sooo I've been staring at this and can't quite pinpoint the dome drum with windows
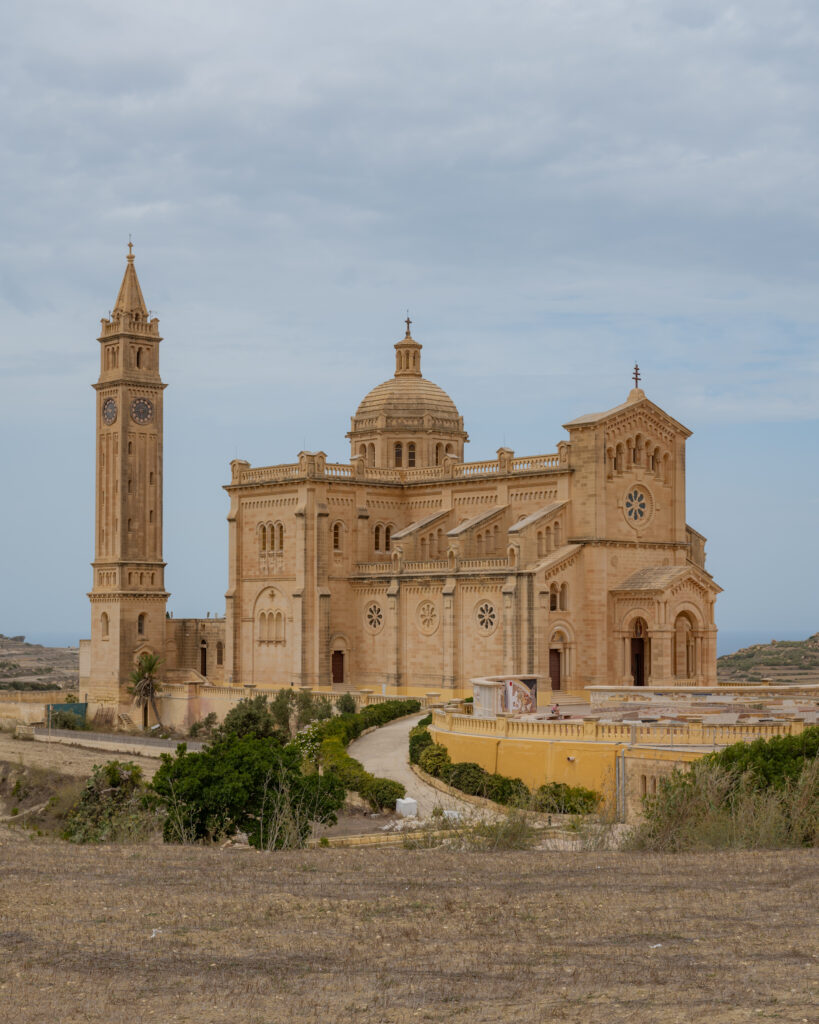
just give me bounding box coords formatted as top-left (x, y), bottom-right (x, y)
top-left (347, 319), bottom-right (468, 469)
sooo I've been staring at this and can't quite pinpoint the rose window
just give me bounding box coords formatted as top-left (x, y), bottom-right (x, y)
top-left (417, 600), bottom-right (438, 635)
top-left (625, 489), bottom-right (648, 522)
top-left (365, 602), bottom-right (383, 632)
top-left (476, 602), bottom-right (496, 634)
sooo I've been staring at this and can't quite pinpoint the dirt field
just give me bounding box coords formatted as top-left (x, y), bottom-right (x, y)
top-left (0, 833), bottom-right (815, 1024)
top-left (0, 732), bottom-right (160, 780)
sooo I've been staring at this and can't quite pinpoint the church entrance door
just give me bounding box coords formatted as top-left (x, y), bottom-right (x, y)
top-left (331, 651), bottom-right (345, 685)
top-left (549, 649), bottom-right (561, 691)
top-left (631, 639), bottom-right (645, 686)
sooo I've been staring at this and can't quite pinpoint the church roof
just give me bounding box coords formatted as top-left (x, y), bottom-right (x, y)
top-left (611, 566), bottom-right (690, 592)
top-left (355, 375), bottom-right (461, 421)
top-left (563, 389), bottom-right (691, 437)
top-left (508, 501), bottom-right (567, 533)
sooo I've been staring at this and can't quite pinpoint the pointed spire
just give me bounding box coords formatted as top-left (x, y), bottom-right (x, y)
top-left (113, 242), bottom-right (148, 316)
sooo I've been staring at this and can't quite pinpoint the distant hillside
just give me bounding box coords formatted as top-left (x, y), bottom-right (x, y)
top-left (717, 632), bottom-right (819, 683)
top-left (0, 634), bottom-right (79, 691)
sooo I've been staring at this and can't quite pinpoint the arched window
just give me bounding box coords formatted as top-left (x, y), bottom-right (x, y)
top-left (550, 584), bottom-right (559, 611)
top-left (436, 529), bottom-right (443, 557)
top-left (136, 348), bottom-right (143, 369)
top-left (420, 536), bottom-right (427, 559)
top-left (407, 443), bottom-right (416, 468)
top-left (559, 583), bottom-right (568, 611)
top-left (276, 523), bottom-right (284, 551)
top-left (553, 521), bottom-right (561, 547)
top-left (435, 443), bottom-right (443, 465)
top-left (368, 443), bottom-right (375, 467)
top-left (259, 525), bottom-right (267, 552)
top-left (333, 522), bottom-right (342, 551)
top-left (614, 443), bottom-right (623, 472)
top-left (537, 531), bottom-right (543, 557)
top-left (374, 525), bottom-right (382, 552)
top-left (445, 443), bottom-right (454, 456)
top-left (385, 526), bottom-right (392, 552)
top-left (477, 532), bottom-right (483, 556)
top-left (394, 442), bottom-right (403, 467)
top-left (101, 612), bottom-right (109, 639)
top-left (274, 611), bottom-right (285, 644)
top-left (216, 641), bottom-right (223, 666)
top-left (359, 444), bottom-right (367, 460)
top-left (544, 526), bottom-right (552, 553)
top-left (137, 613), bottom-right (146, 635)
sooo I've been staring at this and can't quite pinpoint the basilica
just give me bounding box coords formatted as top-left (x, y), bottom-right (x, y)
top-left (84, 250), bottom-right (721, 715)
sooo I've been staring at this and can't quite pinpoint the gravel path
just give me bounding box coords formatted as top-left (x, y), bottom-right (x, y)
top-left (348, 714), bottom-right (473, 818)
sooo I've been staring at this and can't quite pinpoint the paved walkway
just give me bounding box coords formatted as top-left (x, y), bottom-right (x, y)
top-left (348, 714), bottom-right (474, 818)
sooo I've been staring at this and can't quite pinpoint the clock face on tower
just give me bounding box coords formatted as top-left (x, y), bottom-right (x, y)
top-left (130, 398), bottom-right (154, 425)
top-left (102, 398), bottom-right (117, 425)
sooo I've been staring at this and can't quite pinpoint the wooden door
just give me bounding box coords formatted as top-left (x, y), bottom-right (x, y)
top-left (331, 651), bottom-right (345, 685)
top-left (549, 649), bottom-right (561, 691)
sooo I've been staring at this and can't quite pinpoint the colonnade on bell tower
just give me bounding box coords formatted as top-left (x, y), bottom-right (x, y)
top-left (87, 247), bottom-right (168, 710)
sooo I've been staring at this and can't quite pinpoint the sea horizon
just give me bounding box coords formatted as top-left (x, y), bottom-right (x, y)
top-left (10, 625), bottom-right (816, 659)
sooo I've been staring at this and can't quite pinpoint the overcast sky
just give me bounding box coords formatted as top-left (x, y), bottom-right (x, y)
top-left (1, 0), bottom-right (817, 652)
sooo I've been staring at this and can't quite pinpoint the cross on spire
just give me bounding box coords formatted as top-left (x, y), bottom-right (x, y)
top-left (632, 363), bottom-right (641, 388)
top-left (405, 313), bottom-right (412, 337)
top-left (127, 236), bottom-right (134, 261)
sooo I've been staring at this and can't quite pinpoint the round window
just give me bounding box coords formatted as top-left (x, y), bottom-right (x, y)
top-left (365, 602), bottom-right (384, 633)
top-left (476, 601), bottom-right (497, 635)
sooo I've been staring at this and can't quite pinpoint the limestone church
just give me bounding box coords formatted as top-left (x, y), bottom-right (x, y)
top-left (84, 250), bottom-right (721, 716)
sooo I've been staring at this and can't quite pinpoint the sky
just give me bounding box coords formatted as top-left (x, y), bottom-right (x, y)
top-left (0, 0), bottom-right (817, 653)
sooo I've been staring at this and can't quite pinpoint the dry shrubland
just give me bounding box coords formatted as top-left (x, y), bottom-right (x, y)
top-left (0, 829), bottom-right (816, 1024)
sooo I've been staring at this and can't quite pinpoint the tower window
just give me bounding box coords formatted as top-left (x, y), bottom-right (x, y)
top-left (374, 525), bottom-right (382, 552)
top-left (407, 443), bottom-right (416, 468)
top-left (101, 612), bottom-right (109, 639)
top-left (137, 613), bottom-right (146, 635)
top-left (216, 641), bottom-right (224, 665)
top-left (136, 348), bottom-right (142, 369)
top-left (394, 442), bottom-right (403, 468)
top-left (333, 522), bottom-right (342, 551)
top-left (385, 526), bottom-right (392, 552)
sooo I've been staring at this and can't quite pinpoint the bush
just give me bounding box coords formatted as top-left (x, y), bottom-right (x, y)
top-left (189, 712), bottom-right (218, 739)
top-left (320, 736), bottom-right (406, 811)
top-left (533, 781), bottom-right (600, 814)
top-left (49, 710), bottom-right (87, 731)
top-left (219, 695), bottom-right (283, 741)
top-left (408, 721), bottom-right (434, 764)
top-left (447, 761), bottom-right (490, 796)
top-left (705, 726), bottom-right (819, 790)
top-left (628, 753), bottom-right (819, 852)
top-left (483, 773), bottom-right (530, 807)
top-left (63, 761), bottom-right (157, 843)
top-left (335, 692), bottom-right (357, 715)
top-left (152, 736), bottom-right (345, 848)
top-left (418, 743), bottom-right (452, 779)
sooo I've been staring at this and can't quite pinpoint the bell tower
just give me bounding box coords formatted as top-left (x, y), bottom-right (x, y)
top-left (87, 245), bottom-right (168, 713)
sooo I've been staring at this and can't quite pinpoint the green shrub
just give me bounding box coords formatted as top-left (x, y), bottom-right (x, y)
top-left (483, 773), bottom-right (530, 807)
top-left (49, 710), bottom-right (87, 731)
top-left (447, 761), bottom-right (490, 796)
top-left (533, 781), bottom-right (600, 814)
top-left (418, 743), bottom-right (452, 779)
top-left (152, 737), bottom-right (345, 848)
top-left (218, 695), bottom-right (283, 741)
top-left (408, 722), bottom-right (434, 764)
top-left (361, 777), bottom-right (405, 811)
top-left (319, 735), bottom-right (406, 811)
top-left (335, 692), bottom-right (357, 715)
top-left (705, 726), bottom-right (819, 790)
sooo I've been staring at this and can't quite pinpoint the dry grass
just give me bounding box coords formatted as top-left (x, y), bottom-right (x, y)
top-left (0, 830), bottom-right (816, 1023)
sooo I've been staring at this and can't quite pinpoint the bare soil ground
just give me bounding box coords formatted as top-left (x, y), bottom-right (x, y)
top-left (0, 832), bottom-right (815, 1024)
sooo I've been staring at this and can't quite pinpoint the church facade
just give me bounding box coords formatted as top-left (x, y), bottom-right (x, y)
top-left (85, 252), bottom-right (721, 715)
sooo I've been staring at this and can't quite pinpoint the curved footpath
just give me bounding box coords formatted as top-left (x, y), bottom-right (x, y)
top-left (348, 713), bottom-right (473, 818)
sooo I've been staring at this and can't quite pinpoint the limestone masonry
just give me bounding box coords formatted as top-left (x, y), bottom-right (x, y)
top-left (84, 250), bottom-right (721, 720)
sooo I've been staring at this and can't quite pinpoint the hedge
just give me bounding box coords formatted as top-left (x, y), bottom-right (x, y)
top-left (317, 698), bottom-right (420, 811)
top-left (413, 728), bottom-right (600, 812)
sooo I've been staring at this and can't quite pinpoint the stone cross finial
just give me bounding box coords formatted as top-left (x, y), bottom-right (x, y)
top-left (127, 237), bottom-right (134, 261)
top-left (405, 314), bottom-right (412, 337)
top-left (632, 363), bottom-right (641, 388)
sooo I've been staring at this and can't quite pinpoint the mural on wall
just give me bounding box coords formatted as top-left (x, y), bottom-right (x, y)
top-left (504, 677), bottom-right (537, 714)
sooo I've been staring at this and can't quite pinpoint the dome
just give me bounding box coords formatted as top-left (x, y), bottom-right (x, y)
top-left (355, 375), bottom-right (461, 422)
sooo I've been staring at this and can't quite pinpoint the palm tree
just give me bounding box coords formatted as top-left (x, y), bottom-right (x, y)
top-left (128, 653), bottom-right (164, 730)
